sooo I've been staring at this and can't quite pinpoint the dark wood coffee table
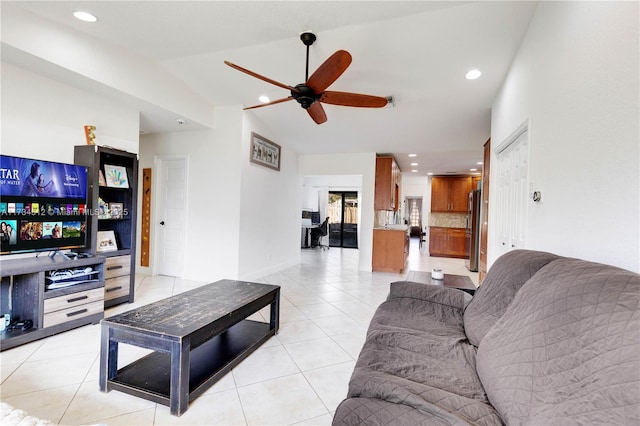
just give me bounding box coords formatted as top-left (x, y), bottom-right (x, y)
top-left (405, 270), bottom-right (477, 295)
top-left (99, 279), bottom-right (280, 416)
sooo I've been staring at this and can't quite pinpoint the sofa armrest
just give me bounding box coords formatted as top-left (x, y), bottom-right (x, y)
top-left (388, 281), bottom-right (473, 310)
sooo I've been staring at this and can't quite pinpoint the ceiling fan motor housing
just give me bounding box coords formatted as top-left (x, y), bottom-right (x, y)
top-left (291, 84), bottom-right (319, 109)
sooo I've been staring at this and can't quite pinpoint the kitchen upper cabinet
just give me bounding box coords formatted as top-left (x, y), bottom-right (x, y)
top-left (375, 156), bottom-right (401, 211)
top-left (430, 176), bottom-right (472, 213)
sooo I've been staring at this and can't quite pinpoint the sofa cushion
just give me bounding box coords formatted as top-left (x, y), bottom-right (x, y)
top-left (476, 258), bottom-right (640, 425)
top-left (342, 283), bottom-right (503, 425)
top-left (333, 397), bottom-right (478, 426)
top-left (463, 250), bottom-right (560, 346)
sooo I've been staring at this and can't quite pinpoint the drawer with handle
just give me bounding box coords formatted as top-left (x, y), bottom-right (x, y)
top-left (43, 299), bottom-right (104, 328)
top-left (44, 287), bottom-right (104, 314)
top-left (104, 275), bottom-right (130, 301)
top-left (104, 255), bottom-right (131, 279)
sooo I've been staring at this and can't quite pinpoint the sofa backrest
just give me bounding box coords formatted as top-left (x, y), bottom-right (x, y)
top-left (475, 258), bottom-right (640, 425)
top-left (463, 249), bottom-right (560, 346)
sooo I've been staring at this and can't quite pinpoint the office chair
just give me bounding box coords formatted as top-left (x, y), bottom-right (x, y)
top-left (311, 217), bottom-right (330, 251)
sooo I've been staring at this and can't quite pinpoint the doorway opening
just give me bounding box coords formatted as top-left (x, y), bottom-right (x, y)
top-left (328, 191), bottom-right (358, 248)
top-left (404, 196), bottom-right (424, 238)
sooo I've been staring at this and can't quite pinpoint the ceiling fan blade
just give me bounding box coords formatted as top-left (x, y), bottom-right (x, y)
top-left (320, 91), bottom-right (388, 108)
top-left (307, 102), bottom-right (327, 124)
top-left (243, 97), bottom-right (294, 110)
top-left (224, 60), bottom-right (300, 93)
top-left (306, 50), bottom-right (352, 93)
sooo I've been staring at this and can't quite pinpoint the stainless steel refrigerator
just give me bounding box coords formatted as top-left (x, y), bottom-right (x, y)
top-left (465, 189), bottom-right (481, 272)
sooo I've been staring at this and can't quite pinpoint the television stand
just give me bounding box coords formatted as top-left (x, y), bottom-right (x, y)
top-left (0, 255), bottom-right (105, 351)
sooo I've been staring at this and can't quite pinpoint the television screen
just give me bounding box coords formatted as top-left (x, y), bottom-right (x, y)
top-left (0, 155), bottom-right (89, 255)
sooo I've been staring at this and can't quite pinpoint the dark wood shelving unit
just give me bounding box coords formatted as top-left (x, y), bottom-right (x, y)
top-left (74, 146), bottom-right (138, 308)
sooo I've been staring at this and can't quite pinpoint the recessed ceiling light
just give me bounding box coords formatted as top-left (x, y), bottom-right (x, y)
top-left (470, 168), bottom-right (478, 172)
top-left (411, 170), bottom-right (418, 173)
top-left (465, 69), bottom-right (482, 80)
top-left (427, 172), bottom-right (434, 176)
top-left (73, 11), bottom-right (98, 22)
top-left (408, 154), bottom-right (417, 157)
top-left (477, 161), bottom-right (483, 165)
top-left (410, 162), bottom-right (418, 166)
top-left (258, 95), bottom-right (270, 103)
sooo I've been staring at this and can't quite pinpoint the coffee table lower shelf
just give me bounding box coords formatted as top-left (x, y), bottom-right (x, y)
top-left (106, 320), bottom-right (272, 406)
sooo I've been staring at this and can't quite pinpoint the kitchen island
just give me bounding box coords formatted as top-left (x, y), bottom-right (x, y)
top-left (372, 226), bottom-right (410, 273)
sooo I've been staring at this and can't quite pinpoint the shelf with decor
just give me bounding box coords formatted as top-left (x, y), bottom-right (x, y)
top-left (74, 145), bottom-right (138, 308)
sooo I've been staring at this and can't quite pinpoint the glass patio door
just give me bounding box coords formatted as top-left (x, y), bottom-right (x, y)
top-left (328, 192), bottom-right (358, 248)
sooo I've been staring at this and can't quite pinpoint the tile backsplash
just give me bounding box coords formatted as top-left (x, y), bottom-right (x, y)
top-left (429, 212), bottom-right (467, 228)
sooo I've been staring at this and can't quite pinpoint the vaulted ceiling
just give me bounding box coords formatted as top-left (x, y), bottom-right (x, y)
top-left (6, 1), bottom-right (539, 175)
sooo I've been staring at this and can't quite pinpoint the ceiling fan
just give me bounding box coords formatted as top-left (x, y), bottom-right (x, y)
top-left (224, 32), bottom-right (389, 125)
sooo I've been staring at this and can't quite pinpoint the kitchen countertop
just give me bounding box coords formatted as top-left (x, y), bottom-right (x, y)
top-left (374, 225), bottom-right (409, 231)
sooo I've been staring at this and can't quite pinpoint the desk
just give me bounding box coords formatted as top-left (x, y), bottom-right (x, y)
top-left (301, 225), bottom-right (319, 248)
top-left (405, 270), bottom-right (476, 295)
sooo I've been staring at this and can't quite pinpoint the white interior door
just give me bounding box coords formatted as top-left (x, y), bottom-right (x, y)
top-left (496, 129), bottom-right (529, 257)
top-left (156, 157), bottom-right (187, 277)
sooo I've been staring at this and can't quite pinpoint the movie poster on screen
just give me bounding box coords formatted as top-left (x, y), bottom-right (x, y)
top-left (0, 156), bottom-right (88, 199)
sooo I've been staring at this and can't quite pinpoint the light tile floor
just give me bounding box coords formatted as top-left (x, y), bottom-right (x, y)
top-left (0, 239), bottom-right (477, 425)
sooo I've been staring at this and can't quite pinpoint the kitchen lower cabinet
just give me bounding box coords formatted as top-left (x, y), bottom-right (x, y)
top-left (372, 228), bottom-right (410, 273)
top-left (429, 227), bottom-right (467, 258)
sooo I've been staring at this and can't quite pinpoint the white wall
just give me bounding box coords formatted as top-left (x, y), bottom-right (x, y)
top-left (1, 62), bottom-right (139, 159)
top-left (237, 117), bottom-right (302, 280)
top-left (2, 3), bottom-right (213, 129)
top-left (140, 109), bottom-right (303, 282)
top-left (299, 153), bottom-right (376, 272)
top-left (139, 107), bottom-right (242, 282)
top-left (490, 1), bottom-right (639, 272)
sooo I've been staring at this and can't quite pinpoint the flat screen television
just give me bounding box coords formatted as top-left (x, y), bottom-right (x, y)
top-left (0, 155), bottom-right (89, 255)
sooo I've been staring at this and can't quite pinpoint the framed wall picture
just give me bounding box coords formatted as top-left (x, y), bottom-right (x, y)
top-left (110, 202), bottom-right (124, 219)
top-left (250, 132), bottom-right (281, 171)
top-left (97, 230), bottom-right (118, 252)
top-left (104, 164), bottom-right (129, 188)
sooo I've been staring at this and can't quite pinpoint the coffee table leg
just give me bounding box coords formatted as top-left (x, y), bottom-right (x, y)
top-left (169, 339), bottom-right (191, 416)
top-left (99, 324), bottom-right (118, 392)
top-left (270, 289), bottom-right (280, 334)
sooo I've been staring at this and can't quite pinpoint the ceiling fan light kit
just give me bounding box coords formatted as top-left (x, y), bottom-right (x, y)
top-left (224, 32), bottom-right (388, 124)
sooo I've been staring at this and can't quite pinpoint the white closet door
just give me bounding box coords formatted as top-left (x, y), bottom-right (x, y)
top-left (156, 157), bottom-right (187, 277)
top-left (496, 129), bottom-right (529, 257)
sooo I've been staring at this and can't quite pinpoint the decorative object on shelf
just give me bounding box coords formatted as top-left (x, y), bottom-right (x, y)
top-left (110, 202), bottom-right (124, 219)
top-left (104, 164), bottom-right (129, 188)
top-left (250, 132), bottom-right (281, 171)
top-left (97, 230), bottom-right (118, 252)
top-left (84, 125), bottom-right (96, 145)
top-left (98, 170), bottom-right (106, 187)
top-left (98, 197), bottom-right (110, 219)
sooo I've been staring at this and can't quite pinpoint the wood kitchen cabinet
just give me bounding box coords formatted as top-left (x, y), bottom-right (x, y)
top-left (429, 227), bottom-right (467, 258)
top-left (430, 176), bottom-right (472, 213)
top-left (372, 228), bottom-right (409, 273)
top-left (375, 156), bottom-right (401, 211)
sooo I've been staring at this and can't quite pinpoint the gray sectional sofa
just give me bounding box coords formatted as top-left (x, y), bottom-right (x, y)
top-left (333, 250), bottom-right (640, 425)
